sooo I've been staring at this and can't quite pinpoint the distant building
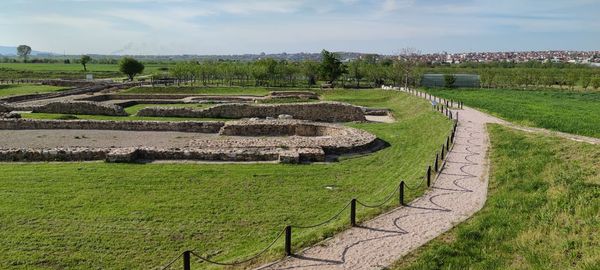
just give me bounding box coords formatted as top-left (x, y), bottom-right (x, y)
top-left (421, 74), bottom-right (481, 88)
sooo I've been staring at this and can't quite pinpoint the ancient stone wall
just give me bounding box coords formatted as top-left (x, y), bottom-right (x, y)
top-left (0, 119), bottom-right (224, 133)
top-left (23, 101), bottom-right (128, 116)
top-left (138, 102), bottom-right (366, 122)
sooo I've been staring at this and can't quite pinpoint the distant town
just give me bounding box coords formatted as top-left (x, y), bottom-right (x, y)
top-left (0, 45), bottom-right (599, 65)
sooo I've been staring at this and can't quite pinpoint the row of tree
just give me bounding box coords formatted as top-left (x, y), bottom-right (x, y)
top-left (7, 45), bottom-right (600, 89)
top-left (165, 50), bottom-right (418, 88)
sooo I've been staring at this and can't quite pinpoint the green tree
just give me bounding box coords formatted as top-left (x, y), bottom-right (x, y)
top-left (301, 61), bottom-right (319, 87)
top-left (80, 55), bottom-right (91, 71)
top-left (17, 45), bottom-right (32, 63)
top-left (319, 50), bottom-right (347, 86)
top-left (118, 57), bottom-right (145, 81)
top-left (348, 60), bottom-right (364, 88)
top-left (444, 74), bottom-right (456, 88)
top-left (591, 76), bottom-right (600, 90)
top-left (580, 72), bottom-right (592, 90)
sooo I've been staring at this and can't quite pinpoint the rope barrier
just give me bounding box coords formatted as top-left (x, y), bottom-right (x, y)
top-left (403, 179), bottom-right (425, 191)
top-left (156, 87), bottom-right (462, 269)
top-left (160, 251), bottom-right (184, 270)
top-left (356, 184), bottom-right (399, 208)
top-left (292, 201), bottom-right (352, 229)
top-left (190, 227), bottom-right (285, 266)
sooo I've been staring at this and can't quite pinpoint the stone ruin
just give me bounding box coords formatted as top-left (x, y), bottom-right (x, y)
top-left (0, 83), bottom-right (390, 163)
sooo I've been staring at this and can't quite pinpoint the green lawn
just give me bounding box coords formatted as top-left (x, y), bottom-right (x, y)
top-left (124, 103), bottom-right (214, 115)
top-left (423, 88), bottom-right (600, 138)
top-left (0, 84), bottom-right (67, 97)
top-left (122, 86), bottom-right (275, 96)
top-left (20, 112), bottom-right (225, 122)
top-left (0, 63), bottom-right (169, 80)
top-left (393, 125), bottom-right (600, 270)
top-left (0, 90), bottom-right (453, 269)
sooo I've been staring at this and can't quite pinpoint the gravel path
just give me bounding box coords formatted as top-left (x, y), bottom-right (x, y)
top-left (258, 107), bottom-right (502, 270)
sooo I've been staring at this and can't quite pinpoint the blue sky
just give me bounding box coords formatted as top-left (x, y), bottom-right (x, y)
top-left (0, 0), bottom-right (598, 55)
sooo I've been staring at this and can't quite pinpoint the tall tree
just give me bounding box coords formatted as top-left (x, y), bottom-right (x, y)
top-left (80, 55), bottom-right (92, 71)
top-left (348, 60), bottom-right (364, 88)
top-left (444, 74), bottom-right (456, 88)
top-left (17, 45), bottom-right (32, 63)
top-left (301, 61), bottom-right (319, 87)
top-left (118, 57), bottom-right (145, 81)
top-left (319, 50), bottom-right (347, 86)
top-left (397, 47), bottom-right (421, 89)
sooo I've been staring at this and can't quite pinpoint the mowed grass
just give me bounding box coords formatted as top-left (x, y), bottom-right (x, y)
top-left (20, 112), bottom-right (225, 122)
top-left (124, 103), bottom-right (214, 115)
top-left (122, 86), bottom-right (311, 96)
top-left (0, 63), bottom-right (169, 73)
top-left (423, 88), bottom-right (600, 138)
top-left (0, 90), bottom-right (453, 269)
top-left (0, 63), bottom-right (169, 80)
top-left (393, 125), bottom-right (600, 270)
top-left (0, 84), bottom-right (67, 97)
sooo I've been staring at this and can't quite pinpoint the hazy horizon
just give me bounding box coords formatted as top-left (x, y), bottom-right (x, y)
top-left (1, 0), bottom-right (599, 55)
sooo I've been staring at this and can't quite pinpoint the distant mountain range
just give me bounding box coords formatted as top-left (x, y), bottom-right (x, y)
top-left (0, 46), bottom-right (54, 56)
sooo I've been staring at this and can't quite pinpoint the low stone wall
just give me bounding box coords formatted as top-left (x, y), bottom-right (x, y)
top-left (0, 119), bottom-right (224, 133)
top-left (0, 102), bottom-right (9, 112)
top-left (25, 101), bottom-right (128, 116)
top-left (0, 146), bottom-right (326, 164)
top-left (268, 91), bottom-right (319, 99)
top-left (220, 119), bottom-right (339, 137)
top-left (204, 119), bottom-right (380, 155)
top-left (138, 102), bottom-right (366, 122)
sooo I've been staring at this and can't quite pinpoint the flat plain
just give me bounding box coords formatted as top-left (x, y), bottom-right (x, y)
top-left (423, 88), bottom-right (600, 138)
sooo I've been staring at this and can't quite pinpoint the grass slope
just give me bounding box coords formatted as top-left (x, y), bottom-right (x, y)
top-left (423, 88), bottom-right (600, 138)
top-left (0, 84), bottom-right (67, 97)
top-left (0, 90), bottom-right (452, 269)
top-left (122, 86), bottom-right (275, 95)
top-left (393, 125), bottom-right (600, 270)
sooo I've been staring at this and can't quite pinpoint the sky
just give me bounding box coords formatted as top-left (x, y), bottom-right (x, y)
top-left (0, 0), bottom-right (599, 55)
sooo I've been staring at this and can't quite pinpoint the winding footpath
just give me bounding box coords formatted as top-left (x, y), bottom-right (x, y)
top-left (257, 91), bottom-right (599, 270)
top-left (258, 106), bottom-right (503, 270)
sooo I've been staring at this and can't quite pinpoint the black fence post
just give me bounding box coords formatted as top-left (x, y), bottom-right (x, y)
top-left (399, 181), bottom-right (405, 206)
top-left (183, 251), bottom-right (191, 270)
top-left (427, 166), bottom-right (432, 187)
top-left (285, 226), bottom-right (292, 256)
top-left (441, 144), bottom-right (445, 159)
top-left (434, 153), bottom-right (439, 172)
top-left (350, 199), bottom-right (357, 227)
top-left (446, 137), bottom-right (450, 151)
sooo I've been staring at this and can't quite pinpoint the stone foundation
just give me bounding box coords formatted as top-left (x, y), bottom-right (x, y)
top-left (0, 119), bottom-right (382, 163)
top-left (138, 102), bottom-right (366, 122)
top-left (0, 119), bottom-right (224, 133)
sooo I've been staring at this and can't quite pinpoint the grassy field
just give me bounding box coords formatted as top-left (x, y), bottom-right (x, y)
top-left (0, 84), bottom-right (67, 97)
top-left (0, 63), bottom-right (169, 80)
top-left (423, 88), bottom-right (600, 138)
top-left (0, 89), bottom-right (453, 269)
top-left (124, 103), bottom-right (213, 115)
top-left (393, 125), bottom-right (600, 270)
top-left (20, 112), bottom-right (225, 122)
top-left (123, 86), bottom-right (277, 95)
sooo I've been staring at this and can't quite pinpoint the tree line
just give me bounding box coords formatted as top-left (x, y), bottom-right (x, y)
top-left (3, 45), bottom-right (600, 89)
